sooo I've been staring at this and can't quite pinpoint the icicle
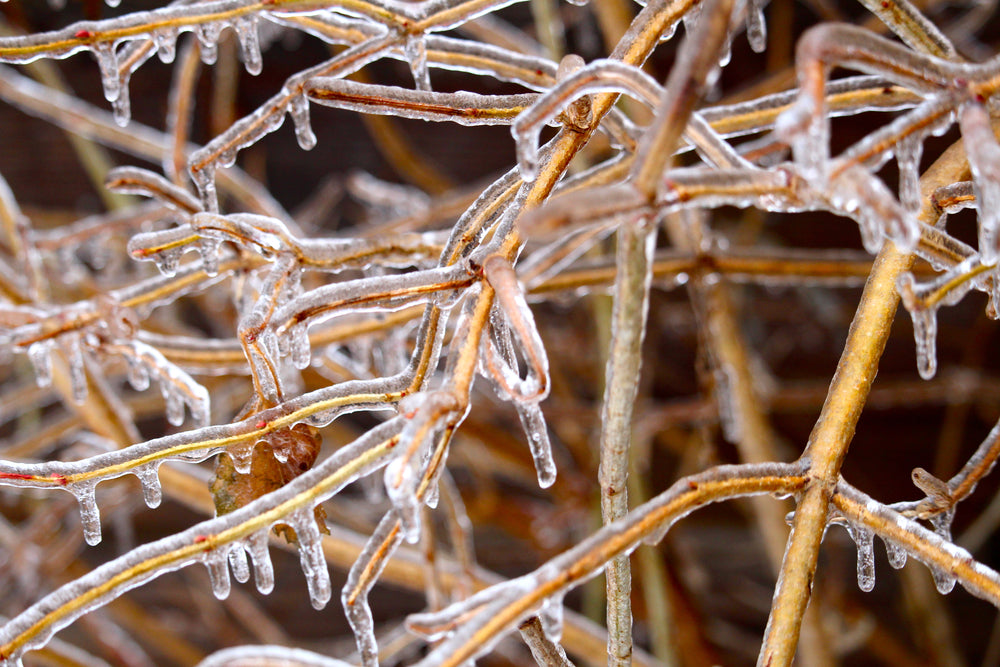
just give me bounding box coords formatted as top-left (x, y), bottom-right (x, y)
top-left (191, 163), bottom-right (218, 213)
top-left (960, 104), bottom-right (1000, 266)
top-left (162, 381), bottom-right (185, 427)
top-left (287, 94), bottom-right (317, 150)
top-left (196, 22), bottom-right (223, 65)
top-left (112, 82), bottom-right (131, 127)
top-left (246, 530), bottom-right (274, 594)
top-left (897, 272), bottom-right (939, 380)
top-left (928, 510), bottom-right (957, 592)
top-left (515, 401), bottom-right (556, 488)
top-left (746, 0), bottom-right (767, 52)
top-left (884, 539), bottom-right (907, 569)
top-left (405, 36), bottom-right (431, 91)
top-left (289, 322), bottom-right (311, 370)
top-left (896, 134), bottom-right (923, 212)
top-left (62, 335), bottom-right (88, 404)
top-left (151, 247), bottom-right (182, 277)
top-left (134, 463), bottom-right (162, 508)
top-left (92, 41), bottom-right (121, 103)
top-left (198, 237), bottom-right (221, 277)
top-left (384, 456), bottom-right (421, 543)
top-left (230, 545), bottom-right (251, 584)
top-left (27, 339), bottom-right (55, 388)
top-left (287, 509), bottom-right (332, 609)
top-left (68, 479), bottom-right (102, 546)
top-left (539, 592), bottom-right (565, 643)
top-left (204, 550), bottom-right (232, 599)
top-left (234, 15), bottom-right (263, 76)
top-left (228, 442), bottom-right (256, 475)
top-left (126, 356), bottom-right (150, 391)
top-left (847, 524), bottom-right (876, 592)
top-left (153, 28), bottom-right (178, 64)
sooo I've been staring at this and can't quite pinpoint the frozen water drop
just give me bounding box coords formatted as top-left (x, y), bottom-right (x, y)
top-left (516, 401), bottom-right (556, 488)
top-left (847, 524), bottom-right (876, 592)
top-left (69, 479), bottom-right (102, 546)
top-left (196, 22), bottom-right (222, 65)
top-left (247, 530), bottom-right (274, 594)
top-left (112, 86), bottom-right (131, 127)
top-left (897, 272), bottom-right (939, 380)
top-left (198, 237), bottom-right (221, 277)
top-left (92, 41), bottom-right (120, 103)
top-left (152, 248), bottom-right (181, 277)
top-left (746, 0), bottom-right (767, 52)
top-left (932, 567), bottom-right (956, 594)
top-left (27, 339), bottom-right (54, 388)
top-left (229, 443), bottom-right (255, 475)
top-left (230, 545), bottom-right (251, 584)
top-left (288, 95), bottom-right (317, 150)
top-left (135, 464), bottom-right (162, 508)
top-left (288, 510), bottom-right (331, 609)
top-left (234, 15), bottom-right (263, 76)
top-left (153, 28), bottom-right (178, 64)
top-left (539, 593), bottom-right (565, 643)
top-left (162, 383), bottom-right (185, 426)
top-left (63, 336), bottom-right (88, 404)
top-left (204, 550), bottom-right (232, 599)
top-left (290, 323), bottom-right (311, 370)
top-left (126, 356), bottom-right (150, 391)
top-left (884, 539), bottom-right (907, 569)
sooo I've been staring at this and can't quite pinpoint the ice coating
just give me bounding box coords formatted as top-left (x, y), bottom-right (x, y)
top-left (0, 419), bottom-right (405, 664)
top-left (511, 59), bottom-right (662, 181)
top-left (342, 511), bottom-right (404, 667)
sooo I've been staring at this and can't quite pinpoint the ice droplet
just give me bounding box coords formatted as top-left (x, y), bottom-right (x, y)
top-left (746, 0), bottom-right (767, 52)
top-left (539, 593), bottom-right (565, 643)
top-left (69, 479), bottom-right (102, 546)
top-left (288, 509), bottom-right (331, 609)
top-left (134, 463), bottom-right (162, 508)
top-left (153, 28), bottom-right (178, 64)
top-left (126, 356), bottom-right (150, 391)
top-left (27, 339), bottom-right (55, 388)
top-left (884, 539), bottom-right (907, 569)
top-left (515, 401), bottom-right (556, 488)
top-left (204, 550), bottom-right (232, 599)
top-left (846, 524), bottom-right (876, 592)
top-left (229, 442), bottom-right (256, 475)
top-left (152, 247), bottom-right (182, 277)
top-left (234, 15), bottom-right (263, 76)
top-left (162, 382), bottom-right (185, 426)
top-left (290, 323), bottom-right (312, 370)
top-left (92, 41), bottom-right (120, 103)
top-left (246, 530), bottom-right (274, 594)
top-left (230, 545), bottom-right (251, 584)
top-left (112, 84), bottom-right (131, 127)
top-left (384, 457), bottom-right (420, 543)
top-left (196, 22), bottom-right (223, 65)
top-left (63, 335), bottom-right (88, 404)
top-left (198, 237), bottom-right (221, 277)
top-left (897, 272), bottom-right (939, 380)
top-left (288, 94), bottom-right (317, 150)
